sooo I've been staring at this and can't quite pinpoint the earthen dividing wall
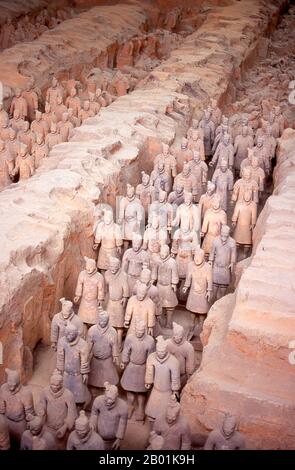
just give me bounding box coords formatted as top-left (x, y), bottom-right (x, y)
top-left (0, 0), bottom-right (287, 407)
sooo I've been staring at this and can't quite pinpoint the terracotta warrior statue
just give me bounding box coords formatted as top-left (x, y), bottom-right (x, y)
top-left (204, 415), bottom-right (245, 450)
top-left (21, 415), bottom-right (55, 450)
top-left (37, 370), bottom-right (77, 450)
top-left (0, 397), bottom-right (9, 450)
top-left (51, 298), bottom-right (84, 351)
top-left (122, 233), bottom-right (150, 292)
top-left (74, 256), bottom-right (105, 326)
top-left (45, 122), bottom-right (62, 150)
top-left (136, 171), bottom-right (154, 217)
top-left (7, 128), bottom-right (18, 162)
top-left (42, 102), bottom-right (56, 129)
top-left (65, 87), bottom-right (81, 117)
top-left (0, 369), bottom-right (35, 444)
top-left (0, 116), bottom-right (10, 141)
top-left (199, 181), bottom-right (216, 223)
top-left (233, 126), bottom-right (254, 175)
top-left (0, 103), bottom-right (9, 125)
top-left (168, 183), bottom-right (185, 207)
top-left (188, 129), bottom-right (205, 161)
top-left (187, 150), bottom-right (208, 202)
top-left (173, 162), bottom-right (197, 199)
top-left (18, 121), bottom-right (34, 153)
top-left (12, 143), bottom-right (35, 181)
top-left (152, 244), bottom-right (179, 329)
top-left (166, 322), bottom-right (195, 386)
top-left (201, 195), bottom-right (227, 256)
top-left (212, 158), bottom-right (234, 212)
top-left (151, 159), bottom-right (170, 200)
top-left (148, 189), bottom-right (173, 239)
top-left (67, 411), bottom-right (104, 450)
top-left (93, 208), bottom-right (123, 271)
top-left (132, 268), bottom-right (162, 333)
top-left (175, 137), bottom-right (193, 169)
top-left (10, 88), bottom-right (28, 120)
top-left (231, 167), bottom-right (259, 205)
top-left (152, 394), bottom-right (191, 450)
top-left (143, 213), bottom-right (168, 257)
top-left (120, 319), bottom-right (155, 421)
top-left (209, 224), bottom-right (236, 301)
top-left (32, 133), bottom-right (49, 168)
top-left (232, 190), bottom-right (257, 259)
top-left (56, 323), bottom-right (90, 406)
top-left (0, 139), bottom-right (14, 190)
top-left (104, 256), bottom-right (129, 351)
top-left (52, 95), bottom-right (67, 123)
top-left (183, 248), bottom-right (212, 336)
top-left (171, 215), bottom-right (199, 280)
top-left (87, 309), bottom-right (119, 389)
top-left (90, 382), bottom-right (128, 450)
top-left (154, 143), bottom-right (177, 192)
top-left (22, 78), bottom-right (39, 122)
top-left (46, 77), bottom-right (64, 109)
top-left (247, 154), bottom-right (265, 196)
top-left (199, 109), bottom-right (215, 158)
top-left (78, 100), bottom-right (95, 122)
top-left (173, 191), bottom-right (201, 242)
top-left (210, 132), bottom-right (234, 170)
top-left (10, 109), bottom-right (26, 133)
top-left (210, 98), bottom-right (222, 127)
top-left (118, 183), bottom-right (144, 249)
top-left (145, 336), bottom-right (180, 422)
top-left (124, 283), bottom-right (156, 336)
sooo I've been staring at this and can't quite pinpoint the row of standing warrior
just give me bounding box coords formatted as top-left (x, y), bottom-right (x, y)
top-left (0, 96), bottom-right (286, 451)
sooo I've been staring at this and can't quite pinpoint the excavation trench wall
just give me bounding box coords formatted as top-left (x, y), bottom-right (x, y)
top-left (0, 0), bottom-right (287, 396)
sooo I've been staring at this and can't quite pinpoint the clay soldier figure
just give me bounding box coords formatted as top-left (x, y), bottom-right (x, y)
top-left (183, 248), bottom-right (212, 336)
top-left (21, 416), bottom-right (55, 450)
top-left (18, 121), bottom-right (34, 153)
top-left (88, 92), bottom-right (101, 115)
top-left (7, 128), bottom-right (18, 162)
top-left (187, 150), bottom-right (208, 202)
top-left (0, 116), bottom-right (10, 141)
top-left (122, 233), bottom-right (150, 292)
top-left (201, 195), bottom-right (227, 256)
top-left (93, 209), bottom-right (123, 271)
top-left (273, 105), bottom-right (285, 137)
top-left (10, 108), bottom-right (26, 133)
top-left (112, 71), bottom-right (130, 97)
top-left (37, 370), bottom-right (77, 450)
top-left (240, 146), bottom-right (254, 175)
top-left (13, 144), bottom-right (35, 181)
top-left (136, 171), bottom-right (154, 218)
top-left (46, 76), bottom-right (64, 108)
top-left (117, 40), bottom-right (134, 69)
top-left (152, 244), bottom-right (179, 329)
top-left (232, 190), bottom-right (257, 260)
top-left (118, 183), bottom-right (144, 249)
top-left (0, 369), bottom-right (35, 444)
top-left (51, 298), bottom-right (84, 351)
top-left (247, 155), bottom-right (265, 196)
top-left (204, 415), bottom-right (245, 450)
top-left (210, 133), bottom-right (234, 171)
top-left (45, 122), bottom-right (62, 150)
top-left (124, 283), bottom-right (156, 336)
top-left (152, 394), bottom-right (191, 450)
top-left (105, 257), bottom-right (129, 350)
top-left (78, 100), bottom-right (95, 122)
top-left (10, 88), bottom-right (28, 120)
top-left (231, 167), bottom-right (259, 205)
top-left (212, 120), bottom-right (233, 155)
top-left (173, 191), bottom-right (201, 242)
top-left (43, 102), bottom-right (57, 129)
top-left (168, 183), bottom-right (185, 207)
top-left (74, 256), bottom-right (105, 326)
top-left (253, 137), bottom-right (270, 175)
top-left (0, 139), bottom-right (14, 189)
top-left (150, 159), bottom-right (170, 200)
top-left (166, 322), bottom-right (195, 387)
top-left (0, 103), bottom-right (9, 125)
top-left (22, 78), bottom-right (39, 122)
top-left (175, 137), bottom-right (193, 169)
top-left (188, 129), bottom-right (205, 161)
top-left (31, 110), bottom-right (48, 139)
top-left (145, 336), bottom-right (180, 422)
top-left (173, 162), bottom-right (197, 198)
top-left (56, 323), bottom-right (90, 407)
top-left (144, 213), bottom-right (168, 256)
top-left (171, 216), bottom-right (199, 280)
top-left (133, 268), bottom-right (162, 332)
top-left (120, 319), bottom-right (155, 421)
top-left (0, 395), bottom-right (10, 450)
top-left (209, 225), bottom-right (236, 301)
top-left (52, 95), bottom-right (67, 123)
top-left (90, 382), bottom-right (128, 450)
top-left (32, 133), bottom-right (49, 168)
top-left (0, 18), bottom-right (15, 50)
top-left (87, 310), bottom-right (119, 389)
top-left (233, 126), bottom-right (254, 175)
top-left (154, 143), bottom-right (177, 192)
top-left (264, 123), bottom-right (277, 161)
top-left (199, 181), bottom-right (216, 223)
top-left (212, 158), bottom-right (234, 212)
top-left (65, 87), bottom-right (81, 117)
top-left (210, 98), bottom-right (222, 128)
top-left (67, 411), bottom-right (104, 450)
top-left (199, 109), bottom-right (215, 158)
top-left (149, 189), bottom-right (173, 239)
top-left (236, 115), bottom-right (254, 138)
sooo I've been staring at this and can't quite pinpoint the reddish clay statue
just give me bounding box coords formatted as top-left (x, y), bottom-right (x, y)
top-left (51, 298), bottom-right (84, 351)
top-left (154, 143), bottom-right (177, 192)
top-left (201, 195), bottom-right (227, 256)
top-left (118, 184), bottom-right (144, 246)
top-left (67, 411), bottom-right (104, 450)
top-left (21, 416), bottom-right (55, 450)
top-left (232, 190), bottom-right (257, 258)
top-left (122, 233), bottom-right (150, 292)
top-left (166, 322), bottom-right (195, 386)
top-left (93, 209), bottom-right (122, 270)
top-left (13, 144), bottom-right (35, 181)
top-left (204, 415), bottom-right (245, 450)
top-left (187, 151), bottom-right (208, 202)
top-left (124, 283), bottom-right (156, 336)
top-left (212, 159), bottom-right (234, 212)
top-left (10, 88), bottom-right (28, 120)
top-left (199, 181), bottom-right (216, 223)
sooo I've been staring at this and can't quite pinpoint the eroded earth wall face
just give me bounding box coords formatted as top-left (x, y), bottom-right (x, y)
top-left (0, 0), bottom-right (288, 406)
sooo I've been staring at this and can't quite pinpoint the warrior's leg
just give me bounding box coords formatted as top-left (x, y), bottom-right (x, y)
top-left (165, 308), bottom-right (174, 329)
top-left (218, 286), bottom-right (227, 300)
top-left (135, 393), bottom-right (146, 422)
top-left (117, 328), bottom-right (124, 352)
top-left (213, 284), bottom-right (219, 302)
top-left (126, 391), bottom-right (136, 419)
